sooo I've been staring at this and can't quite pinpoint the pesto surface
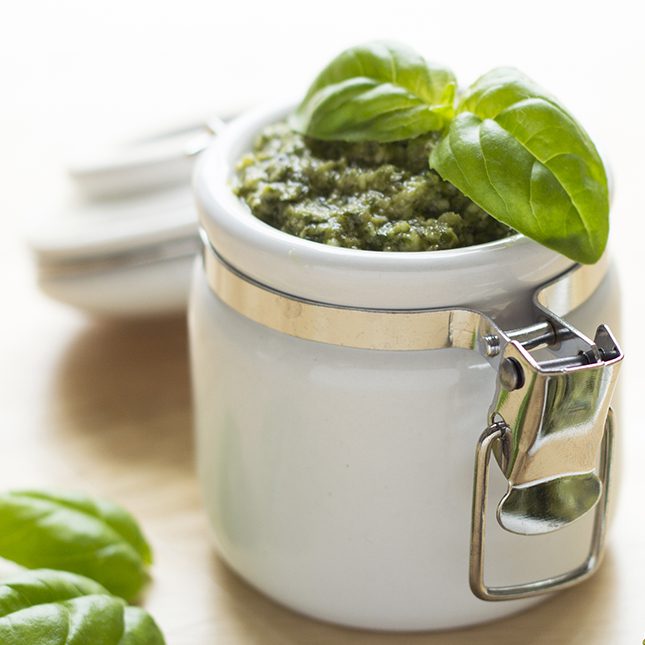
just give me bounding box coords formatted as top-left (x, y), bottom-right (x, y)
top-left (234, 123), bottom-right (512, 251)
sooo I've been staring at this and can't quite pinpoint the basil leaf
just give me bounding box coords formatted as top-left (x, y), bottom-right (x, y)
top-left (0, 569), bottom-right (108, 616)
top-left (0, 594), bottom-right (125, 645)
top-left (429, 67), bottom-right (609, 263)
top-left (290, 41), bottom-right (456, 142)
top-left (0, 490), bottom-right (152, 601)
top-left (120, 607), bottom-right (166, 645)
top-left (0, 570), bottom-right (165, 644)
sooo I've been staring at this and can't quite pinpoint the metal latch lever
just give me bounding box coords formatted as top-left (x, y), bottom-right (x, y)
top-left (469, 286), bottom-right (623, 601)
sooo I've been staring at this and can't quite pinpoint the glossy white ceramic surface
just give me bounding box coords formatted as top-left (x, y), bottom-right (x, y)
top-left (189, 104), bottom-right (621, 631)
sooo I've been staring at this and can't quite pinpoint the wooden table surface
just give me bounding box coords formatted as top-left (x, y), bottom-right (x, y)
top-left (2, 2), bottom-right (645, 643)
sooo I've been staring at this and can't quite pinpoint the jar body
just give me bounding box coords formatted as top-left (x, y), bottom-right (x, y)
top-left (189, 258), bottom-right (621, 631)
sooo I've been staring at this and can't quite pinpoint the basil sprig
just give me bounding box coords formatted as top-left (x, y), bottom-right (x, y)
top-left (430, 68), bottom-right (608, 264)
top-left (0, 490), bottom-right (152, 601)
top-left (0, 569), bottom-right (165, 644)
top-left (292, 43), bottom-right (609, 263)
top-left (290, 41), bottom-right (456, 142)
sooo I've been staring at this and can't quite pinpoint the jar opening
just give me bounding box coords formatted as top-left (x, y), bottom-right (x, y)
top-left (194, 101), bottom-right (578, 311)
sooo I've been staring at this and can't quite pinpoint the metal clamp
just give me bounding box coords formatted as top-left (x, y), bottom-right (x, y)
top-left (469, 288), bottom-right (622, 600)
top-left (470, 410), bottom-right (614, 600)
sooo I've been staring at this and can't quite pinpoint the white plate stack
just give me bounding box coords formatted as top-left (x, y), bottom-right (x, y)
top-left (28, 115), bottom-right (229, 316)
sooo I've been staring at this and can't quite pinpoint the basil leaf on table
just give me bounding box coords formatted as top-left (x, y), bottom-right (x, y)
top-left (1, 594), bottom-right (126, 645)
top-left (0, 569), bottom-right (165, 645)
top-left (290, 41), bottom-right (456, 142)
top-left (429, 67), bottom-right (609, 263)
top-left (0, 568), bottom-right (106, 615)
top-left (120, 606), bottom-right (166, 645)
top-left (0, 490), bottom-right (152, 601)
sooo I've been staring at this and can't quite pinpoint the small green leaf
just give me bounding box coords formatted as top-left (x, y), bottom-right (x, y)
top-left (0, 491), bottom-right (152, 601)
top-left (0, 570), bottom-right (165, 644)
top-left (291, 41), bottom-right (456, 142)
top-left (430, 67), bottom-right (609, 263)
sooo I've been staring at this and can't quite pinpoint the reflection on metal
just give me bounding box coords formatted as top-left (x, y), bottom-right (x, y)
top-left (470, 411), bottom-right (614, 600)
top-left (490, 327), bottom-right (621, 536)
top-left (201, 234), bottom-right (624, 602)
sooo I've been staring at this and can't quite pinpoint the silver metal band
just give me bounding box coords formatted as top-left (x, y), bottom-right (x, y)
top-left (202, 232), bottom-right (608, 355)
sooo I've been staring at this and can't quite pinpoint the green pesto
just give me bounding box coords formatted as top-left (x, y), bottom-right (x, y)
top-left (233, 122), bottom-right (512, 252)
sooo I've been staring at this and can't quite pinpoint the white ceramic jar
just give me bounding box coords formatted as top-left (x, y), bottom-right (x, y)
top-left (189, 104), bottom-right (621, 631)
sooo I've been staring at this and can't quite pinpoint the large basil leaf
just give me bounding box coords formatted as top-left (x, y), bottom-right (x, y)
top-left (0, 491), bottom-right (152, 601)
top-left (0, 570), bottom-right (165, 644)
top-left (290, 41), bottom-right (456, 142)
top-left (429, 67), bottom-right (609, 263)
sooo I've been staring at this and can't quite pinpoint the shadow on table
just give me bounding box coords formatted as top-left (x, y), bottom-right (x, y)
top-left (50, 314), bottom-right (193, 472)
top-left (211, 548), bottom-right (618, 645)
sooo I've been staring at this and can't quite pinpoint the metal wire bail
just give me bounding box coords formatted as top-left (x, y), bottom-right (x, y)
top-left (468, 310), bottom-right (622, 600)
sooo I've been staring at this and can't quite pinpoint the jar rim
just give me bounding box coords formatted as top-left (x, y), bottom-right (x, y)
top-left (194, 101), bottom-right (578, 311)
